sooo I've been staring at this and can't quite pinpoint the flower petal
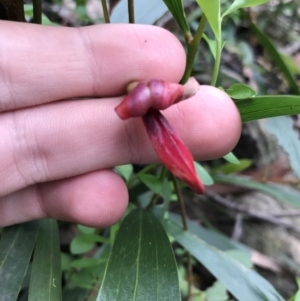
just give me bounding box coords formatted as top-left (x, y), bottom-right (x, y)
top-left (115, 78), bottom-right (200, 120)
top-left (142, 109), bottom-right (205, 194)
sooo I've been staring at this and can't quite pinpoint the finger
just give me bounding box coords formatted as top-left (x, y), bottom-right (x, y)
top-left (0, 170), bottom-right (128, 227)
top-left (1, 86), bottom-right (241, 196)
top-left (0, 22), bottom-right (185, 112)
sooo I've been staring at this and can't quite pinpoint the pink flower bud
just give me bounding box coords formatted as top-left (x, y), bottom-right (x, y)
top-left (115, 77), bottom-right (200, 120)
top-left (142, 109), bottom-right (205, 194)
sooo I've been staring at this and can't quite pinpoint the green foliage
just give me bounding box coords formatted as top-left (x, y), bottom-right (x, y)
top-left (222, 0), bottom-right (270, 18)
top-left (195, 0), bottom-right (221, 39)
top-left (195, 162), bottom-right (214, 185)
top-left (165, 220), bottom-right (284, 301)
top-left (223, 152), bottom-right (240, 164)
top-left (2, 1), bottom-right (300, 300)
top-left (162, 0), bottom-right (190, 37)
top-left (97, 209), bottom-right (180, 301)
top-left (226, 83), bottom-right (257, 99)
top-left (0, 222), bottom-right (38, 301)
top-left (214, 174), bottom-right (300, 209)
top-left (235, 95), bottom-right (300, 122)
top-left (250, 22), bottom-right (300, 95)
top-left (265, 116), bottom-right (300, 179)
top-left (28, 220), bottom-right (62, 301)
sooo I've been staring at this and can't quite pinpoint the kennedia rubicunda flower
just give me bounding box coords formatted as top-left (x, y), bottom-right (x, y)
top-left (115, 77), bottom-right (205, 194)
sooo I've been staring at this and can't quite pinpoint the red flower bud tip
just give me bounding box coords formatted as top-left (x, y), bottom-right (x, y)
top-left (115, 77), bottom-right (200, 120)
top-left (142, 108), bottom-right (205, 194)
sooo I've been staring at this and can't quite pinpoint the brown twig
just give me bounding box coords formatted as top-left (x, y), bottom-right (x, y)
top-left (206, 191), bottom-right (300, 235)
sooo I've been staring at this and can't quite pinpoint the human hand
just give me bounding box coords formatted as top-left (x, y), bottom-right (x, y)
top-left (0, 21), bottom-right (241, 227)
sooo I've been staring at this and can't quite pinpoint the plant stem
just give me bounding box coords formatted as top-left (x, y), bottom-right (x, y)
top-left (32, 0), bottom-right (42, 24)
top-left (172, 175), bottom-right (193, 299)
top-left (172, 175), bottom-right (188, 229)
top-left (128, 0), bottom-right (134, 23)
top-left (181, 15), bottom-right (207, 85)
top-left (101, 0), bottom-right (110, 23)
top-left (210, 38), bottom-right (222, 86)
top-left (146, 167), bottom-right (167, 210)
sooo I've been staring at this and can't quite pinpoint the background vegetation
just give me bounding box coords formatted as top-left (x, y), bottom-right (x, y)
top-left (1, 0), bottom-right (300, 300)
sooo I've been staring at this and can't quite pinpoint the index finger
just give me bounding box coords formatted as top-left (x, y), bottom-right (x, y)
top-left (0, 22), bottom-right (185, 112)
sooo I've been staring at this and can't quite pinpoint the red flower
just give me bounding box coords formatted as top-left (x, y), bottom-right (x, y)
top-left (115, 77), bottom-right (205, 194)
top-left (143, 109), bottom-right (205, 194)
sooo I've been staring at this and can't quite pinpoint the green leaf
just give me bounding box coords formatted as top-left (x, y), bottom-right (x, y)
top-left (169, 213), bottom-right (250, 252)
top-left (28, 219), bottom-right (62, 301)
top-left (202, 33), bottom-right (217, 59)
top-left (138, 173), bottom-right (163, 194)
top-left (165, 220), bottom-right (284, 301)
top-left (78, 225), bottom-right (95, 234)
top-left (222, 0), bottom-right (270, 18)
top-left (226, 83), bottom-right (257, 99)
top-left (71, 234), bottom-right (110, 255)
top-left (162, 0), bottom-right (190, 36)
top-left (195, 0), bottom-right (221, 39)
top-left (223, 152), bottom-right (240, 164)
top-left (281, 53), bottom-right (300, 75)
top-left (213, 159), bottom-right (252, 175)
top-left (70, 235), bottom-right (95, 255)
top-left (213, 174), bottom-right (300, 209)
top-left (295, 278), bottom-right (300, 301)
top-left (250, 22), bottom-right (300, 95)
top-left (205, 281), bottom-right (229, 301)
top-left (235, 95), bottom-right (300, 122)
top-left (265, 116), bottom-right (300, 179)
top-left (70, 258), bottom-right (107, 269)
top-left (97, 209), bottom-right (180, 301)
top-left (195, 162), bottom-right (214, 185)
top-left (111, 0), bottom-right (168, 24)
top-left (115, 164), bottom-right (133, 182)
top-left (0, 221), bottom-right (38, 301)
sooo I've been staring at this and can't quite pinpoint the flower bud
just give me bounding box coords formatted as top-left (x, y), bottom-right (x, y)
top-left (142, 109), bottom-right (205, 194)
top-left (115, 77), bottom-right (200, 120)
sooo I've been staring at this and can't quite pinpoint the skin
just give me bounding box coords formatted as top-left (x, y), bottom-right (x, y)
top-left (0, 21), bottom-right (241, 227)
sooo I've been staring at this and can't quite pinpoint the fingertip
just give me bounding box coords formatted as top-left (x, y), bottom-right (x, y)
top-left (167, 85), bottom-right (242, 159)
top-left (41, 170), bottom-right (129, 227)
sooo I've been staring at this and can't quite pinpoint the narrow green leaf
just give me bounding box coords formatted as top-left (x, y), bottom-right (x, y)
top-left (222, 0), bottom-right (270, 18)
top-left (213, 174), bottom-right (300, 209)
top-left (226, 83), bottom-right (257, 99)
top-left (202, 33), bottom-right (217, 59)
top-left (28, 219), bottom-right (62, 301)
top-left (70, 235), bottom-right (95, 255)
top-left (281, 53), bottom-right (300, 75)
top-left (250, 22), bottom-right (300, 95)
top-left (265, 116), bottom-right (300, 179)
top-left (213, 159), bottom-right (252, 175)
top-left (0, 221), bottom-right (38, 301)
top-left (169, 213), bottom-right (250, 253)
top-left (235, 95), bottom-right (300, 122)
top-left (162, 0), bottom-right (190, 36)
top-left (295, 278), bottom-right (300, 301)
top-left (70, 258), bottom-right (107, 268)
top-left (223, 152), bottom-right (240, 164)
top-left (70, 234), bottom-right (110, 255)
top-left (97, 209), bottom-right (180, 301)
top-left (77, 225), bottom-right (95, 234)
top-left (195, 162), bottom-right (214, 185)
top-left (195, 0), bottom-right (221, 39)
top-left (138, 173), bottom-right (163, 194)
top-left (165, 220), bottom-right (284, 301)
top-left (115, 164), bottom-right (133, 182)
